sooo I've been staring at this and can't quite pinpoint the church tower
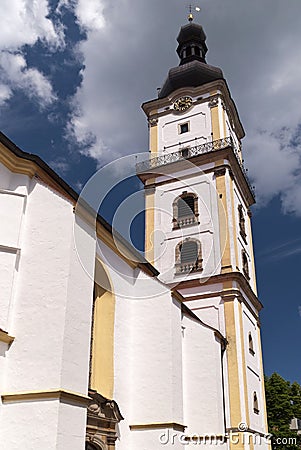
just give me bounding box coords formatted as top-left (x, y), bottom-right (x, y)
top-left (137, 15), bottom-right (270, 450)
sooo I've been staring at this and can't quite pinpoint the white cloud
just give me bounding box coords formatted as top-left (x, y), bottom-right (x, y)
top-left (0, 0), bottom-right (64, 108)
top-left (299, 307), bottom-right (301, 319)
top-left (63, 0), bottom-right (118, 162)
top-left (0, 84), bottom-right (12, 105)
top-left (75, 0), bottom-right (106, 31)
top-left (0, 52), bottom-right (56, 107)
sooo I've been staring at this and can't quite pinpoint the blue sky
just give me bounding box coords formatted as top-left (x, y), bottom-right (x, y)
top-left (0, 0), bottom-right (300, 383)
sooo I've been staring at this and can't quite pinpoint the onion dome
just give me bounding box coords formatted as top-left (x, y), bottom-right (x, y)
top-left (158, 21), bottom-right (223, 99)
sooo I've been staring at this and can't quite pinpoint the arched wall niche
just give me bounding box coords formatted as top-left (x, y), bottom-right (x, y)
top-left (90, 258), bottom-right (116, 400)
top-left (86, 441), bottom-right (106, 450)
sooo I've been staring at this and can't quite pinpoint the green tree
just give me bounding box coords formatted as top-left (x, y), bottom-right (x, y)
top-left (265, 373), bottom-right (301, 450)
top-left (291, 381), bottom-right (301, 420)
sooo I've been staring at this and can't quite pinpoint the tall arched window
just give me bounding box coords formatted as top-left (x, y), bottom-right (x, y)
top-left (238, 204), bottom-right (247, 241)
top-left (249, 332), bottom-right (255, 356)
top-left (86, 443), bottom-right (100, 450)
top-left (253, 392), bottom-right (259, 415)
top-left (175, 239), bottom-right (203, 274)
top-left (173, 192), bottom-right (199, 228)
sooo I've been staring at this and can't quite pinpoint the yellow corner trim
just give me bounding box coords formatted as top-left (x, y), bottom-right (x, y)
top-left (130, 422), bottom-right (186, 432)
top-left (1, 389), bottom-right (91, 406)
top-left (0, 330), bottom-right (15, 345)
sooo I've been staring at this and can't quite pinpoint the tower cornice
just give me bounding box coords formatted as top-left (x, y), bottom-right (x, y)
top-left (142, 79), bottom-right (245, 140)
top-left (170, 271), bottom-right (263, 317)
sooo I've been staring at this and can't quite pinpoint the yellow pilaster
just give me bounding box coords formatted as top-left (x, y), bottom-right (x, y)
top-left (211, 106), bottom-right (220, 140)
top-left (224, 298), bottom-right (246, 450)
top-left (144, 185), bottom-right (155, 264)
top-left (91, 283), bottom-right (115, 399)
top-left (216, 168), bottom-right (232, 273)
top-left (224, 299), bottom-right (242, 427)
top-left (223, 106), bottom-right (228, 139)
top-left (149, 118), bottom-right (158, 154)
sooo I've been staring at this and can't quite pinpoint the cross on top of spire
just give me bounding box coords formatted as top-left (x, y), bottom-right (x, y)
top-left (187, 4), bottom-right (201, 22)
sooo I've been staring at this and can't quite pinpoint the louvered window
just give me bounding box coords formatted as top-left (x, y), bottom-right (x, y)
top-left (178, 196), bottom-right (195, 218)
top-left (173, 192), bottom-right (199, 229)
top-left (180, 241), bottom-right (198, 264)
top-left (175, 239), bottom-right (203, 274)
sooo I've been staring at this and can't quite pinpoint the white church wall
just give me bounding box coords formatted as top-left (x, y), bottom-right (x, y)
top-left (96, 238), bottom-right (136, 448)
top-left (126, 278), bottom-right (182, 424)
top-left (130, 427), bottom-right (185, 450)
top-left (0, 175), bottom-right (95, 450)
top-left (0, 189), bottom-right (26, 331)
top-left (0, 251), bottom-right (18, 331)
top-left (60, 215), bottom-right (96, 394)
top-left (56, 401), bottom-right (89, 449)
top-left (98, 237), bottom-right (186, 450)
top-left (4, 179), bottom-right (76, 391)
top-left (179, 290), bottom-right (223, 337)
top-left (1, 399), bottom-right (87, 450)
top-left (0, 161), bottom-right (12, 189)
top-left (182, 313), bottom-right (225, 436)
top-left (0, 400), bottom-right (59, 449)
top-left (185, 296), bottom-right (222, 331)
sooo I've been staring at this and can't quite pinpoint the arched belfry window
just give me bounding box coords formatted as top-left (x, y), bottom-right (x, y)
top-left (173, 192), bottom-right (199, 228)
top-left (175, 239), bottom-right (203, 274)
top-left (86, 443), bottom-right (100, 450)
top-left (194, 46), bottom-right (201, 57)
top-left (186, 46), bottom-right (192, 57)
top-left (249, 332), bottom-right (255, 356)
top-left (253, 392), bottom-right (259, 415)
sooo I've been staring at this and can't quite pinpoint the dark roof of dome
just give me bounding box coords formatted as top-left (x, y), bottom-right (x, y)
top-left (158, 60), bottom-right (223, 99)
top-left (177, 22), bottom-right (207, 46)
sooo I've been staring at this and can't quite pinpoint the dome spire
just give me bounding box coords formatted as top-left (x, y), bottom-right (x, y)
top-left (187, 4), bottom-right (201, 22)
top-left (157, 12), bottom-right (224, 99)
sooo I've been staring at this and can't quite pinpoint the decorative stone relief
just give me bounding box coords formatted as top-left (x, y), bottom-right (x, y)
top-left (86, 389), bottom-right (123, 450)
top-left (148, 117), bottom-right (158, 127)
top-left (208, 96), bottom-right (219, 108)
top-left (214, 167), bottom-right (227, 178)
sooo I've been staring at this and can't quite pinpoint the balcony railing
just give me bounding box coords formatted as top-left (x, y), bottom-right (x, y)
top-left (174, 215), bottom-right (197, 228)
top-left (175, 262), bottom-right (202, 274)
top-left (136, 137), bottom-right (255, 198)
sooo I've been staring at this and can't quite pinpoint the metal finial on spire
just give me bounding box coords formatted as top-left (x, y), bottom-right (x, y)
top-left (188, 4), bottom-right (194, 22)
top-left (187, 4), bottom-right (201, 22)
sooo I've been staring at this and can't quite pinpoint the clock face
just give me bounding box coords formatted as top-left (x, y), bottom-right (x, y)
top-left (173, 96), bottom-right (193, 112)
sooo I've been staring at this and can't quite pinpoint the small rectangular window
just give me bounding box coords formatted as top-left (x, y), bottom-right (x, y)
top-left (179, 122), bottom-right (189, 134)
